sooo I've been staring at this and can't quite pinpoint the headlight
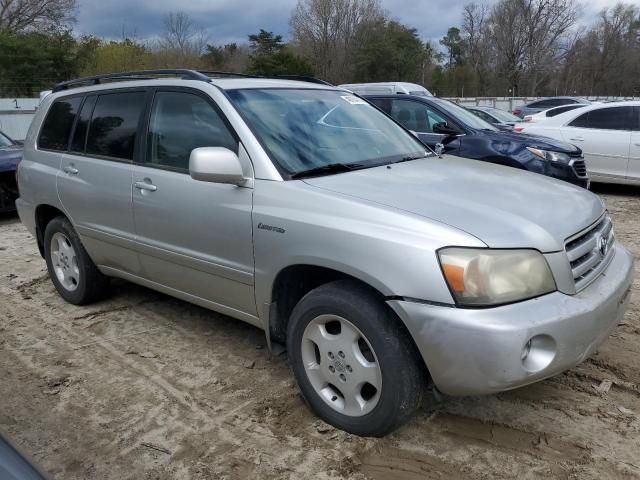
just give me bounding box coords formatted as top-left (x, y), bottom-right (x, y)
top-left (526, 147), bottom-right (571, 163)
top-left (438, 248), bottom-right (556, 307)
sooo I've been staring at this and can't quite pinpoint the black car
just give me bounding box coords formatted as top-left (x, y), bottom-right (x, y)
top-left (365, 95), bottom-right (589, 188)
top-left (0, 129), bottom-right (22, 212)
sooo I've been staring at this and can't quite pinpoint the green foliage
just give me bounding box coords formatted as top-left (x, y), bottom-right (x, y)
top-left (83, 39), bottom-right (154, 75)
top-left (0, 30), bottom-right (95, 96)
top-left (354, 21), bottom-right (427, 84)
top-left (439, 27), bottom-right (463, 67)
top-left (247, 30), bottom-right (314, 76)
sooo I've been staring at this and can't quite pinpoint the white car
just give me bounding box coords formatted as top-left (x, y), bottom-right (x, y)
top-left (521, 104), bottom-right (589, 123)
top-left (514, 101), bottom-right (640, 185)
top-left (338, 82), bottom-right (432, 97)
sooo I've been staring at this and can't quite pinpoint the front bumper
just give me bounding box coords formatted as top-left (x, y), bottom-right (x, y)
top-left (388, 241), bottom-right (634, 396)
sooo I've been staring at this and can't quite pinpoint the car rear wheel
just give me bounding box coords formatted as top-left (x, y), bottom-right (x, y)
top-left (287, 279), bottom-right (425, 437)
top-left (44, 216), bottom-right (109, 305)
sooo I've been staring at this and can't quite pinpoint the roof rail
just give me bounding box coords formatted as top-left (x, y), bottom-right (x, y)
top-left (51, 69), bottom-right (333, 93)
top-left (52, 69), bottom-right (210, 93)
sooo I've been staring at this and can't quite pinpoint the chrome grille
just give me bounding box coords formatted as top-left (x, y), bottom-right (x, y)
top-left (565, 214), bottom-right (614, 291)
top-left (570, 159), bottom-right (588, 178)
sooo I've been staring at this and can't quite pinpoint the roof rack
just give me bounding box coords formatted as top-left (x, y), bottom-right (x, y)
top-left (52, 69), bottom-right (210, 92)
top-left (51, 69), bottom-right (332, 93)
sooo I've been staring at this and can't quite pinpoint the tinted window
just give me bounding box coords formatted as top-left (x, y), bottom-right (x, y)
top-left (38, 97), bottom-right (82, 151)
top-left (546, 105), bottom-right (583, 117)
top-left (146, 91), bottom-right (237, 171)
top-left (70, 95), bottom-right (97, 152)
top-left (390, 99), bottom-right (447, 133)
top-left (86, 92), bottom-right (146, 160)
top-left (469, 109), bottom-right (496, 124)
top-left (569, 107), bottom-right (633, 131)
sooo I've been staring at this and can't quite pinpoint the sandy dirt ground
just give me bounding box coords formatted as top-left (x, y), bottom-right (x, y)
top-left (1, 184), bottom-right (639, 480)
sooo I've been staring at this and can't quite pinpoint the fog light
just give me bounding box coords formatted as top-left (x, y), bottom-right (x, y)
top-left (521, 335), bottom-right (556, 373)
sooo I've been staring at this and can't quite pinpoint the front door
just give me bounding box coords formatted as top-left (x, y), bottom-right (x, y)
top-left (131, 88), bottom-right (256, 320)
top-left (560, 106), bottom-right (633, 182)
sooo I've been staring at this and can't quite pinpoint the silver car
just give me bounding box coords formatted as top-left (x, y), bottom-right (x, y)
top-left (16, 70), bottom-right (634, 437)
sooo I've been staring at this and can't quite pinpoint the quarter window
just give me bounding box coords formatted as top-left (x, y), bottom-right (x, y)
top-left (569, 107), bottom-right (633, 131)
top-left (38, 97), bottom-right (82, 151)
top-left (86, 92), bottom-right (146, 160)
top-left (146, 91), bottom-right (237, 171)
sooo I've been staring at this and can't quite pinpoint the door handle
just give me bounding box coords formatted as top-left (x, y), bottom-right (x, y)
top-left (63, 165), bottom-right (79, 175)
top-left (569, 137), bottom-right (584, 142)
top-left (134, 180), bottom-right (157, 192)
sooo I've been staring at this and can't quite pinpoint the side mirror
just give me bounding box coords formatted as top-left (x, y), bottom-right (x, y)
top-left (189, 147), bottom-right (247, 185)
top-left (432, 122), bottom-right (458, 136)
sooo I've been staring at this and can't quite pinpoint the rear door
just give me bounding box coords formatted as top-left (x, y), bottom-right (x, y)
top-left (628, 106), bottom-right (640, 182)
top-left (559, 106), bottom-right (632, 181)
top-left (131, 88), bottom-right (256, 319)
top-left (56, 90), bottom-right (147, 273)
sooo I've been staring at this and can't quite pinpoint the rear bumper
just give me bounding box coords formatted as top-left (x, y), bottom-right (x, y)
top-left (388, 241), bottom-right (634, 396)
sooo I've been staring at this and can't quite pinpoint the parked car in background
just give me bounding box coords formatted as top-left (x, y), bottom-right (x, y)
top-left (18, 70), bottom-right (634, 437)
top-left (521, 104), bottom-right (588, 123)
top-left (339, 82), bottom-right (432, 97)
top-left (514, 102), bottom-right (640, 185)
top-left (365, 94), bottom-right (589, 187)
top-left (0, 129), bottom-right (22, 212)
top-left (513, 97), bottom-right (591, 118)
top-left (465, 105), bottom-right (523, 131)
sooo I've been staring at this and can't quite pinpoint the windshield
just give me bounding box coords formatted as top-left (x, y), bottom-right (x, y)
top-left (0, 131), bottom-right (13, 148)
top-left (487, 109), bottom-right (521, 123)
top-left (431, 98), bottom-right (498, 131)
top-left (228, 88), bottom-right (429, 177)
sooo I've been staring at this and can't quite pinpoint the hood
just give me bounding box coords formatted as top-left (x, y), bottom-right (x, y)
top-left (480, 129), bottom-right (580, 154)
top-left (303, 157), bottom-right (604, 252)
top-left (0, 145), bottom-right (23, 173)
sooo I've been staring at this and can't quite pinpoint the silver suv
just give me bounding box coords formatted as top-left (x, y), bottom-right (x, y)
top-left (16, 70), bottom-right (634, 437)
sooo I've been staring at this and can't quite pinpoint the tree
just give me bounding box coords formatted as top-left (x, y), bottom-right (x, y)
top-left (0, 0), bottom-right (77, 32)
top-left (157, 11), bottom-right (207, 67)
top-left (247, 30), bottom-right (314, 76)
top-left (290, 0), bottom-right (384, 83)
top-left (354, 20), bottom-right (427, 83)
top-left (202, 43), bottom-right (250, 72)
top-left (440, 27), bottom-right (463, 67)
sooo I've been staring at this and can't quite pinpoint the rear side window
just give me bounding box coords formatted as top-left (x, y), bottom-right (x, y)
top-left (569, 107), bottom-right (634, 131)
top-left (38, 97), bottom-right (82, 151)
top-left (146, 91), bottom-right (237, 171)
top-left (70, 95), bottom-right (97, 152)
top-left (86, 92), bottom-right (146, 160)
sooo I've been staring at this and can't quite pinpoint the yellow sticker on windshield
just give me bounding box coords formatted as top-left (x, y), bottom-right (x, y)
top-left (341, 95), bottom-right (367, 105)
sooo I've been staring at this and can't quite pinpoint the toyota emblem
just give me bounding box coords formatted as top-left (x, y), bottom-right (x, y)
top-left (598, 235), bottom-right (609, 256)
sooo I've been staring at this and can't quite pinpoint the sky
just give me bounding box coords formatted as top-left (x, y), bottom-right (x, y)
top-left (75, 0), bottom-right (624, 47)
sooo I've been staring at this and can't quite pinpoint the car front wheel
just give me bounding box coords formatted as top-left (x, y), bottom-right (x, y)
top-left (287, 279), bottom-right (425, 437)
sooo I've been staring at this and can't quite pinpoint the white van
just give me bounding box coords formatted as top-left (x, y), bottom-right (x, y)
top-left (338, 82), bottom-right (432, 97)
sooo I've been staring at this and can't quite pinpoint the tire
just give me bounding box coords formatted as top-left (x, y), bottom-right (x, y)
top-left (287, 279), bottom-right (425, 437)
top-left (44, 216), bottom-right (109, 305)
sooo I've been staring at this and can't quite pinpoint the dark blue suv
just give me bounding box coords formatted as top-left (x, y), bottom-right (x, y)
top-left (365, 95), bottom-right (589, 188)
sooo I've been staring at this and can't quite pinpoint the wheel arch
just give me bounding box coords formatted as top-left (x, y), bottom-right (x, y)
top-left (34, 204), bottom-right (68, 257)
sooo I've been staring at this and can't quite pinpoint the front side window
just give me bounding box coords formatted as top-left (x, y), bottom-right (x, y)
top-left (86, 92), bottom-right (146, 160)
top-left (390, 99), bottom-right (447, 133)
top-left (227, 88), bottom-right (427, 177)
top-left (546, 105), bottom-right (583, 117)
top-left (0, 131), bottom-right (13, 148)
top-left (569, 107), bottom-right (634, 131)
top-left (469, 109), bottom-right (496, 124)
top-left (38, 97), bottom-right (82, 151)
top-left (430, 98), bottom-right (497, 131)
top-left (147, 91), bottom-right (237, 171)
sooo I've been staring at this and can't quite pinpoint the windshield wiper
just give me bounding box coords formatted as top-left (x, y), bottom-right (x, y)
top-left (290, 162), bottom-right (364, 179)
top-left (392, 153), bottom-right (430, 164)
